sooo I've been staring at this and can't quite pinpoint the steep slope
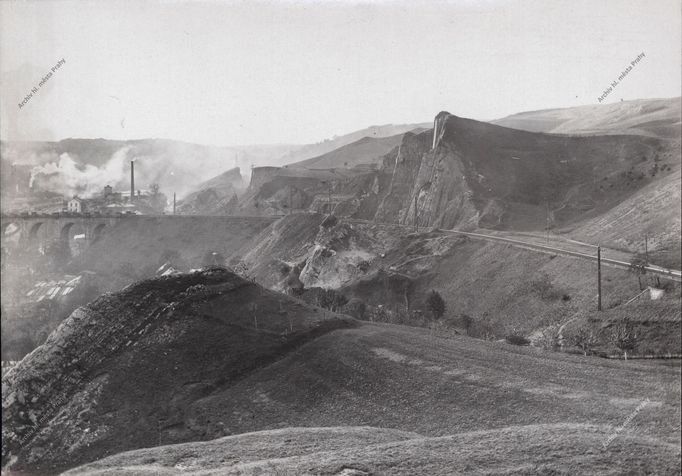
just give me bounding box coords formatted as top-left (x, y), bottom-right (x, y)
top-left (235, 165), bottom-right (378, 216)
top-left (66, 423), bottom-right (681, 475)
top-left (492, 97), bottom-right (681, 138)
top-left (568, 169), bottom-right (681, 267)
top-left (290, 134), bottom-right (410, 170)
top-left (176, 167), bottom-right (245, 215)
top-left (1, 268), bottom-right (355, 474)
top-left (373, 111), bottom-right (679, 235)
top-left (238, 214), bottom-right (680, 347)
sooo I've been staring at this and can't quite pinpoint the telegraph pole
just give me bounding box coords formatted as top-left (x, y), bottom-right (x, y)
top-left (597, 245), bottom-right (602, 311)
top-left (173, 192), bottom-right (176, 215)
top-left (545, 201), bottom-right (550, 245)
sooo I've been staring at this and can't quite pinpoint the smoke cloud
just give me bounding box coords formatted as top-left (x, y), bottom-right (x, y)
top-left (25, 144), bottom-right (250, 200)
top-left (29, 148), bottom-right (131, 198)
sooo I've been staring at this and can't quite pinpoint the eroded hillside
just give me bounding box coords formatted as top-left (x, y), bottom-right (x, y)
top-left (1, 268), bottom-right (355, 474)
top-left (3, 286), bottom-right (679, 474)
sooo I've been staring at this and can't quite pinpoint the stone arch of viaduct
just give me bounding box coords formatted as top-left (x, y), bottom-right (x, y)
top-left (1, 215), bottom-right (122, 250)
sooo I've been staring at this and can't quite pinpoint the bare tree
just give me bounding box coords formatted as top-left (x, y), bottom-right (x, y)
top-left (569, 326), bottom-right (599, 356)
top-left (611, 320), bottom-right (638, 360)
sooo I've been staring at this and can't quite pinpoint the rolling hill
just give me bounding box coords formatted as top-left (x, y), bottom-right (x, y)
top-left (2, 270), bottom-right (679, 474)
top-left (492, 97), bottom-right (681, 138)
top-left (65, 423), bottom-right (681, 475)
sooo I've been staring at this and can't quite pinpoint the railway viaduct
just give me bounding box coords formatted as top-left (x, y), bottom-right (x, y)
top-left (0, 214), bottom-right (125, 250)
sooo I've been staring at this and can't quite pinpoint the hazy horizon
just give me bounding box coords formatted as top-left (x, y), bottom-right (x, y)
top-left (1, 0), bottom-right (680, 147)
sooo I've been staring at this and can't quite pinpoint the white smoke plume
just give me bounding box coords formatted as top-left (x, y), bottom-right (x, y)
top-left (29, 148), bottom-right (131, 198)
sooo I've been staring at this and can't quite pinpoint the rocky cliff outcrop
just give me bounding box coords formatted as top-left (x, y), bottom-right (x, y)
top-left (374, 111), bottom-right (677, 231)
top-left (1, 268), bottom-right (354, 474)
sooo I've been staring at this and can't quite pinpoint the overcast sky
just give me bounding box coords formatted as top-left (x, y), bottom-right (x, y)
top-left (1, 0), bottom-right (680, 146)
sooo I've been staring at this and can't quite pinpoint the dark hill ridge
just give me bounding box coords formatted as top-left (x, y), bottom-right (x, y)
top-left (1, 268), bottom-right (355, 475)
top-left (372, 111), bottom-right (679, 231)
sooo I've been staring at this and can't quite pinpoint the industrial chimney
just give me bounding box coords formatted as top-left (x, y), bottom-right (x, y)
top-left (130, 160), bottom-right (135, 202)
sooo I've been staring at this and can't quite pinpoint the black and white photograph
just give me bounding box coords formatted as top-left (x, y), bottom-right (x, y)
top-left (1, 0), bottom-right (681, 474)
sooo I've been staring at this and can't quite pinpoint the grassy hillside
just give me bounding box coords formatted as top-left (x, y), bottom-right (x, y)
top-left (492, 97), bottom-right (681, 138)
top-left (66, 423), bottom-right (680, 475)
top-left (237, 215), bottom-right (679, 347)
top-left (567, 169), bottom-right (681, 268)
top-left (3, 269), bottom-right (679, 474)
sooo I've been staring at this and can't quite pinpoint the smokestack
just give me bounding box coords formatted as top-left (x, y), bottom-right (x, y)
top-left (173, 192), bottom-right (176, 215)
top-left (130, 160), bottom-right (135, 202)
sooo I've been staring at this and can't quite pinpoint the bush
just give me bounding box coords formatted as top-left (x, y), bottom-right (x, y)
top-left (279, 262), bottom-right (291, 276)
top-left (321, 214), bottom-right (338, 228)
top-left (301, 288), bottom-right (348, 312)
top-left (629, 253), bottom-right (648, 275)
top-left (357, 260), bottom-right (371, 272)
top-left (530, 273), bottom-right (562, 300)
top-left (460, 313), bottom-right (473, 335)
top-left (505, 334), bottom-right (530, 346)
top-left (536, 325), bottom-right (560, 350)
top-left (426, 290), bottom-right (446, 320)
top-left (368, 305), bottom-right (391, 323)
top-left (342, 298), bottom-right (366, 319)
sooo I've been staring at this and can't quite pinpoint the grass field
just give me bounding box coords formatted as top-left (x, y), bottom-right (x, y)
top-left (62, 321), bottom-right (681, 475)
top-left (64, 423), bottom-right (680, 475)
top-left (3, 271), bottom-right (679, 475)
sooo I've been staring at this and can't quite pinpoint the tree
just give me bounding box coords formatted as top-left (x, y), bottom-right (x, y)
top-left (315, 289), bottom-right (348, 312)
top-left (460, 313), bottom-right (473, 335)
top-left (568, 326), bottom-right (599, 356)
top-left (426, 290), bottom-right (446, 320)
top-left (611, 320), bottom-right (638, 360)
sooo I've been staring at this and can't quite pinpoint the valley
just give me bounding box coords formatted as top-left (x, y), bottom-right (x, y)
top-left (2, 98), bottom-right (680, 475)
